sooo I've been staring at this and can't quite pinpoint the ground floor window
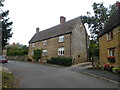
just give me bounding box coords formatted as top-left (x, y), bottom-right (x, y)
top-left (108, 48), bottom-right (115, 56)
top-left (58, 47), bottom-right (64, 56)
top-left (31, 51), bottom-right (34, 55)
top-left (107, 48), bottom-right (115, 63)
top-left (42, 50), bottom-right (47, 56)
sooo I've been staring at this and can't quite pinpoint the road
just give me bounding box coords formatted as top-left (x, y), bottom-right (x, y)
top-left (3, 61), bottom-right (118, 88)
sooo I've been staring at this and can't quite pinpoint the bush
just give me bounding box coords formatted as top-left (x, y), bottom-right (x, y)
top-left (47, 57), bottom-right (72, 66)
top-left (32, 49), bottom-right (42, 62)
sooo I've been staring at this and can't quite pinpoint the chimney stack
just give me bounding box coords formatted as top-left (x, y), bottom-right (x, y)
top-left (60, 16), bottom-right (66, 26)
top-left (13, 43), bottom-right (15, 45)
top-left (116, 1), bottom-right (120, 9)
top-left (36, 27), bottom-right (39, 33)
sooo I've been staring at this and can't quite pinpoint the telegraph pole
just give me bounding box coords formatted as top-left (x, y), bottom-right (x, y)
top-left (0, 0), bottom-right (5, 55)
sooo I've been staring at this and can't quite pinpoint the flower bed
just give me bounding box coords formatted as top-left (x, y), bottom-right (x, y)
top-left (99, 64), bottom-right (120, 74)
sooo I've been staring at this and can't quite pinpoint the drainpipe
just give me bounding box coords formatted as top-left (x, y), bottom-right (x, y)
top-left (70, 32), bottom-right (72, 58)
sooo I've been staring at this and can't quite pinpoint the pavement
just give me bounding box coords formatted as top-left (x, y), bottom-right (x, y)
top-left (69, 62), bottom-right (120, 84)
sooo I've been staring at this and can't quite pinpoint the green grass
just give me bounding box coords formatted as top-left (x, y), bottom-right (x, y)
top-left (2, 72), bottom-right (14, 88)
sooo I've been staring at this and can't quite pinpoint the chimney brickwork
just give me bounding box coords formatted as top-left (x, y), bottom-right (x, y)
top-left (60, 16), bottom-right (66, 26)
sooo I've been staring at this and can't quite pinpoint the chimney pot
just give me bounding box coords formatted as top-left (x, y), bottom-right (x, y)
top-left (13, 43), bottom-right (15, 45)
top-left (36, 27), bottom-right (39, 33)
top-left (60, 16), bottom-right (66, 26)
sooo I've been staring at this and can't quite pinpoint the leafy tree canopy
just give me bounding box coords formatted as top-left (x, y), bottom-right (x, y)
top-left (81, 2), bottom-right (116, 40)
top-left (7, 43), bottom-right (28, 56)
top-left (0, 2), bottom-right (13, 48)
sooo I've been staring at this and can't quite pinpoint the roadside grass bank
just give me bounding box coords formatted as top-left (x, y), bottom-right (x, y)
top-left (2, 71), bottom-right (14, 88)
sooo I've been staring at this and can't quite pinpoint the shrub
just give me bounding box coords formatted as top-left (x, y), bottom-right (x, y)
top-left (32, 49), bottom-right (42, 62)
top-left (47, 57), bottom-right (72, 66)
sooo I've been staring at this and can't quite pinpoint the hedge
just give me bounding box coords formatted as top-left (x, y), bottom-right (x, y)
top-left (47, 57), bottom-right (72, 66)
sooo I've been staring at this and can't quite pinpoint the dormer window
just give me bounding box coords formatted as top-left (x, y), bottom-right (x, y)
top-left (107, 31), bottom-right (113, 41)
top-left (59, 36), bottom-right (64, 42)
top-left (42, 40), bottom-right (47, 46)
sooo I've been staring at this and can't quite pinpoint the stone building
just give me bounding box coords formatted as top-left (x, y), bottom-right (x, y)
top-left (98, 2), bottom-right (120, 67)
top-left (28, 16), bottom-right (89, 64)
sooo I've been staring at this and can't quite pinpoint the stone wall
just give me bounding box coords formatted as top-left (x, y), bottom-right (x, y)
top-left (99, 25), bottom-right (120, 66)
top-left (28, 34), bottom-right (71, 62)
top-left (7, 55), bottom-right (28, 61)
top-left (71, 19), bottom-right (88, 64)
top-left (28, 18), bottom-right (89, 64)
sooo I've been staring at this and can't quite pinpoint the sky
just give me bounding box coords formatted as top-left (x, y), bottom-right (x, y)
top-left (2, 0), bottom-right (117, 46)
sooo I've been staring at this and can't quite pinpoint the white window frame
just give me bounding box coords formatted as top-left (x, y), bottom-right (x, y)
top-left (42, 50), bottom-right (47, 56)
top-left (58, 47), bottom-right (64, 56)
top-left (107, 31), bottom-right (113, 41)
top-left (32, 43), bottom-right (35, 47)
top-left (42, 40), bottom-right (47, 46)
top-left (58, 36), bottom-right (64, 42)
top-left (108, 49), bottom-right (115, 56)
top-left (31, 51), bottom-right (34, 55)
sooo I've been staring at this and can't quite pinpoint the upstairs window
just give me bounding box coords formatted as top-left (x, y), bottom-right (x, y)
top-left (58, 47), bottom-right (64, 56)
top-left (42, 50), bottom-right (47, 56)
top-left (42, 40), bottom-right (47, 46)
top-left (107, 31), bottom-right (113, 41)
top-left (58, 36), bottom-right (64, 42)
top-left (32, 43), bottom-right (35, 47)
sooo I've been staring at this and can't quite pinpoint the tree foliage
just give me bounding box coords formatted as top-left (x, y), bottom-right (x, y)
top-left (89, 40), bottom-right (98, 60)
top-left (0, 2), bottom-right (13, 48)
top-left (32, 49), bottom-right (42, 62)
top-left (81, 2), bottom-right (116, 40)
top-left (7, 43), bottom-right (28, 56)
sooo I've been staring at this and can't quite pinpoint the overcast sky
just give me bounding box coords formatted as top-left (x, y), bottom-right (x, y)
top-left (2, 0), bottom-right (117, 45)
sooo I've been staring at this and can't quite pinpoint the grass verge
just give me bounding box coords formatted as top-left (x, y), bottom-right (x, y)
top-left (2, 72), bottom-right (14, 88)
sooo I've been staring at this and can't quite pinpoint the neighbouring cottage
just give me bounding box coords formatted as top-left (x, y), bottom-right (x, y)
top-left (98, 2), bottom-right (120, 67)
top-left (28, 16), bottom-right (90, 64)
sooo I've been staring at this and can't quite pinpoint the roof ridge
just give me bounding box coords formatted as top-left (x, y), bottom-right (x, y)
top-left (29, 16), bottom-right (81, 43)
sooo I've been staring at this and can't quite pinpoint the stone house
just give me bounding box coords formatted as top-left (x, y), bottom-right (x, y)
top-left (98, 3), bottom-right (120, 67)
top-left (28, 16), bottom-right (89, 64)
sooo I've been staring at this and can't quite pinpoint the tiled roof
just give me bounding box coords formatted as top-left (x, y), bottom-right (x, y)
top-left (29, 17), bottom-right (81, 44)
top-left (98, 7), bottom-right (120, 37)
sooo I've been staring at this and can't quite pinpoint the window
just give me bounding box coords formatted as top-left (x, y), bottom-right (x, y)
top-left (58, 47), bottom-right (64, 56)
top-left (32, 43), bottom-right (35, 47)
top-left (42, 50), bottom-right (47, 56)
top-left (31, 51), bottom-right (34, 55)
top-left (58, 36), bottom-right (64, 42)
top-left (42, 40), bottom-right (47, 46)
top-left (107, 31), bottom-right (113, 41)
top-left (108, 48), bottom-right (115, 56)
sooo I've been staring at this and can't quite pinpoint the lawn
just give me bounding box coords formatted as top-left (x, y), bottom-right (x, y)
top-left (2, 72), bottom-right (14, 88)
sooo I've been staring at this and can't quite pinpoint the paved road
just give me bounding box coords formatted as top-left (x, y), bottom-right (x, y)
top-left (3, 61), bottom-right (118, 88)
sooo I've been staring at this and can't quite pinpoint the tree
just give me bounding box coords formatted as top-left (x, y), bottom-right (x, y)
top-left (7, 43), bottom-right (28, 56)
top-left (32, 49), bottom-right (42, 62)
top-left (89, 40), bottom-right (98, 60)
top-left (81, 2), bottom-right (116, 40)
top-left (0, 2), bottom-right (13, 48)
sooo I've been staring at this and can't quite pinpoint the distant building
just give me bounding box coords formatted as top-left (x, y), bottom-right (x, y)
top-left (98, 2), bottom-right (120, 67)
top-left (28, 16), bottom-right (90, 64)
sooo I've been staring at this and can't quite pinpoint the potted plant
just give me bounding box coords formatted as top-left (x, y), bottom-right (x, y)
top-left (107, 56), bottom-right (115, 63)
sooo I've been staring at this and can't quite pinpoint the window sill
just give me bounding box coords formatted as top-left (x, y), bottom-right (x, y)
top-left (107, 38), bottom-right (113, 42)
top-left (58, 41), bottom-right (64, 43)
